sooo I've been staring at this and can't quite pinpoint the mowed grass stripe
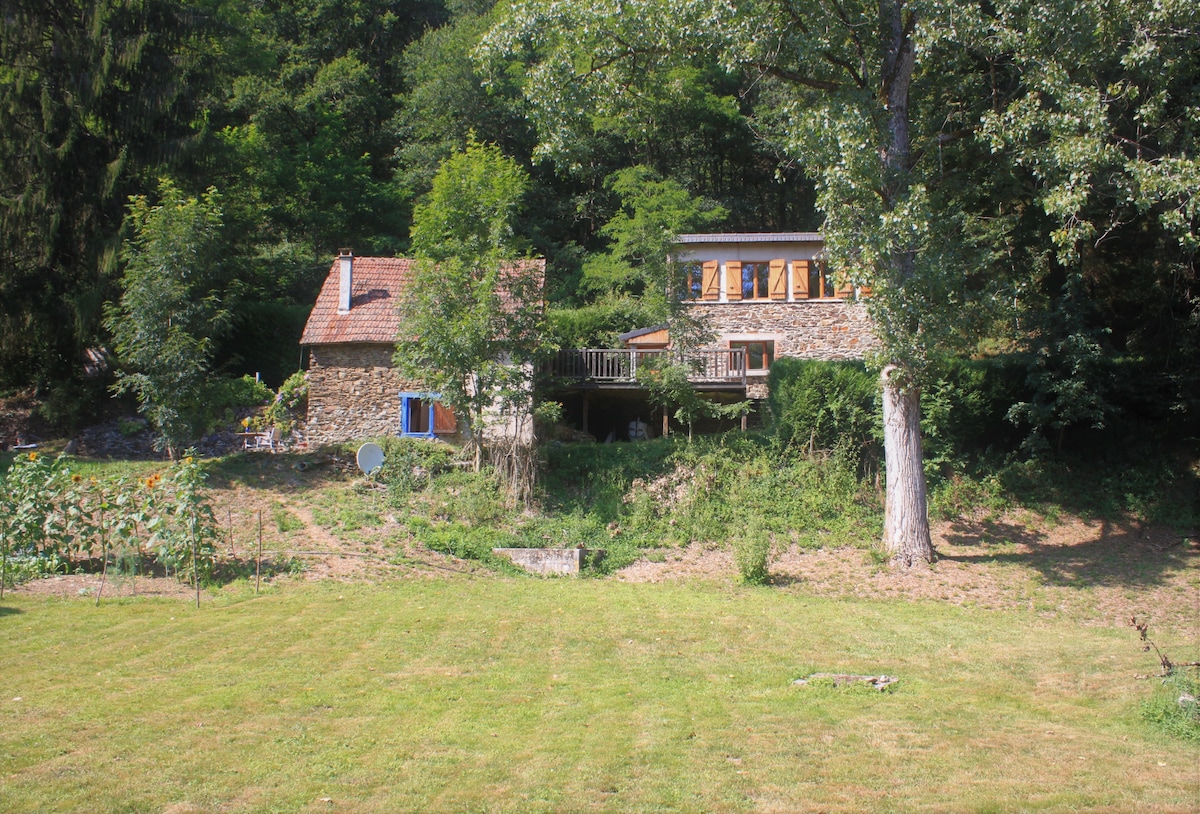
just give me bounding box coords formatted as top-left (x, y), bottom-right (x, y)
top-left (0, 579), bottom-right (1195, 812)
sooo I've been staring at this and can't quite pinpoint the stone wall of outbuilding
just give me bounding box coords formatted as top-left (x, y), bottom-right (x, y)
top-left (305, 343), bottom-right (415, 446)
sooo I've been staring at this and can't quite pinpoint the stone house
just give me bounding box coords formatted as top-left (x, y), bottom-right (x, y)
top-left (547, 233), bottom-right (876, 438)
top-left (672, 232), bottom-right (876, 399)
top-left (299, 251), bottom-right (545, 446)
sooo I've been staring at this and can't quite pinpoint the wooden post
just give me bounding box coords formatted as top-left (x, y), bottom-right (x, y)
top-left (256, 509), bottom-right (263, 595)
top-left (662, 411), bottom-right (669, 437)
top-left (191, 515), bottom-right (200, 610)
top-left (95, 505), bottom-right (107, 607)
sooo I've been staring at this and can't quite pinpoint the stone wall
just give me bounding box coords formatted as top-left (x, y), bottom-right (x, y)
top-left (689, 300), bottom-right (875, 359)
top-left (306, 343), bottom-right (416, 446)
top-left (688, 300), bottom-right (876, 399)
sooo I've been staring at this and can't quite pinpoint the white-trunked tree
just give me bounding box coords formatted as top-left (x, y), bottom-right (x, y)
top-left (481, 0), bottom-right (1198, 566)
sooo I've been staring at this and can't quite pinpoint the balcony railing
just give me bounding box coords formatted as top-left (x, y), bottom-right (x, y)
top-left (546, 348), bottom-right (747, 386)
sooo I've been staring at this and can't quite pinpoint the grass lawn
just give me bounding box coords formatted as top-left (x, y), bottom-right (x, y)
top-left (1, 578), bottom-right (1196, 813)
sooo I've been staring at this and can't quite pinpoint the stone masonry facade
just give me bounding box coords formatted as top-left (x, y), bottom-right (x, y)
top-left (306, 343), bottom-right (416, 446)
top-left (300, 254), bottom-right (543, 447)
top-left (689, 300), bottom-right (877, 398)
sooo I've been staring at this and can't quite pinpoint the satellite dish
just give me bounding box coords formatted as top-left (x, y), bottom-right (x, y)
top-left (356, 442), bottom-right (385, 475)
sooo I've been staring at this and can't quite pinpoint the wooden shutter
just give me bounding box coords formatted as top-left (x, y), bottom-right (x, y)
top-left (725, 261), bottom-right (743, 301)
top-left (836, 275), bottom-right (854, 299)
top-left (792, 260), bottom-right (810, 299)
top-left (768, 259), bottom-right (787, 300)
top-left (432, 401), bottom-right (457, 435)
top-left (701, 261), bottom-right (720, 301)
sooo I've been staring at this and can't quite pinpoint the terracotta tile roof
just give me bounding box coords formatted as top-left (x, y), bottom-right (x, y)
top-left (300, 256), bottom-right (546, 346)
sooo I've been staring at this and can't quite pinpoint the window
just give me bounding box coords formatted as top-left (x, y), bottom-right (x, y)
top-left (683, 260), bottom-right (720, 300)
top-left (808, 259), bottom-right (836, 299)
top-left (793, 258), bottom-right (850, 299)
top-left (730, 340), bottom-right (774, 371)
top-left (741, 262), bottom-right (771, 300)
top-left (400, 393), bottom-right (456, 437)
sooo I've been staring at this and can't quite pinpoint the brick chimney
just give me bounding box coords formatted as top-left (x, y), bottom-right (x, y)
top-left (337, 249), bottom-right (353, 314)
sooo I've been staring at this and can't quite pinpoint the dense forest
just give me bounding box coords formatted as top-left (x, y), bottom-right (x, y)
top-left (1, 0), bottom-right (1197, 462)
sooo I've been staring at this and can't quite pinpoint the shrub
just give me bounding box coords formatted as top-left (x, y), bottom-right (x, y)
top-left (768, 358), bottom-right (880, 460)
top-left (769, 356), bottom-right (1033, 481)
top-left (201, 375), bottom-right (273, 432)
top-left (263, 371), bottom-right (308, 435)
top-left (733, 520), bottom-right (772, 585)
top-left (0, 550), bottom-right (68, 588)
top-left (380, 437), bottom-right (462, 496)
top-left (1142, 670), bottom-right (1200, 743)
top-left (921, 357), bottom-right (1029, 476)
top-left (545, 298), bottom-right (664, 349)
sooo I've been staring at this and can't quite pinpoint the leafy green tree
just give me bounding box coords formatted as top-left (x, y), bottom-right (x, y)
top-left (195, 0), bottom-right (441, 285)
top-left (481, 0), bottom-right (982, 564)
top-left (394, 139), bottom-right (543, 473)
top-left (982, 0), bottom-right (1200, 448)
top-left (636, 361), bottom-right (748, 440)
top-left (393, 7), bottom-right (534, 203)
top-left (175, 0), bottom-right (450, 386)
top-left (483, 0), bottom-right (1198, 565)
top-left (105, 181), bottom-right (230, 457)
top-left (0, 0), bottom-right (212, 404)
top-left (587, 166), bottom-right (745, 437)
top-left (583, 167), bottom-right (726, 302)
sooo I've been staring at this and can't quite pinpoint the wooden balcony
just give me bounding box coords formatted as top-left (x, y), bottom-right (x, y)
top-left (546, 348), bottom-right (747, 388)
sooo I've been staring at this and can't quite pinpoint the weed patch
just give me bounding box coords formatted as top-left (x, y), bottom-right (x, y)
top-left (1142, 671), bottom-right (1200, 743)
top-left (403, 516), bottom-right (519, 569)
top-left (271, 502), bottom-right (302, 533)
top-left (1130, 617), bottom-right (1200, 743)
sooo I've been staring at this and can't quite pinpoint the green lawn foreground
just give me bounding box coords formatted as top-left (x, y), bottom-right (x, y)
top-left (1, 579), bottom-right (1196, 813)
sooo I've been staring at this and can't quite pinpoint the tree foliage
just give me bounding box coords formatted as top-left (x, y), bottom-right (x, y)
top-left (105, 180), bottom-right (230, 456)
top-left (481, 0), bottom-right (1200, 564)
top-left (0, 0), bottom-right (210, 394)
top-left (395, 139), bottom-right (543, 471)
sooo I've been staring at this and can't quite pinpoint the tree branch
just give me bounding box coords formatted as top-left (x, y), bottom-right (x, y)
top-left (909, 127), bottom-right (977, 168)
top-left (751, 62), bottom-right (843, 92)
top-left (827, 0), bottom-right (871, 87)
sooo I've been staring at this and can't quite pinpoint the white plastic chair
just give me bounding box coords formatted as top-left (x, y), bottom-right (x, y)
top-left (250, 426), bottom-right (279, 452)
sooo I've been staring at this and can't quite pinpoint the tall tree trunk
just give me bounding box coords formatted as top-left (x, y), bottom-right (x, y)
top-left (881, 366), bottom-right (934, 565)
top-left (876, 1), bottom-right (932, 566)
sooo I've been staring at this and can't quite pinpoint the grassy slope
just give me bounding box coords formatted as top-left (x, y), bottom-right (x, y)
top-left (2, 441), bottom-right (1197, 811)
top-left (1, 579), bottom-right (1197, 813)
